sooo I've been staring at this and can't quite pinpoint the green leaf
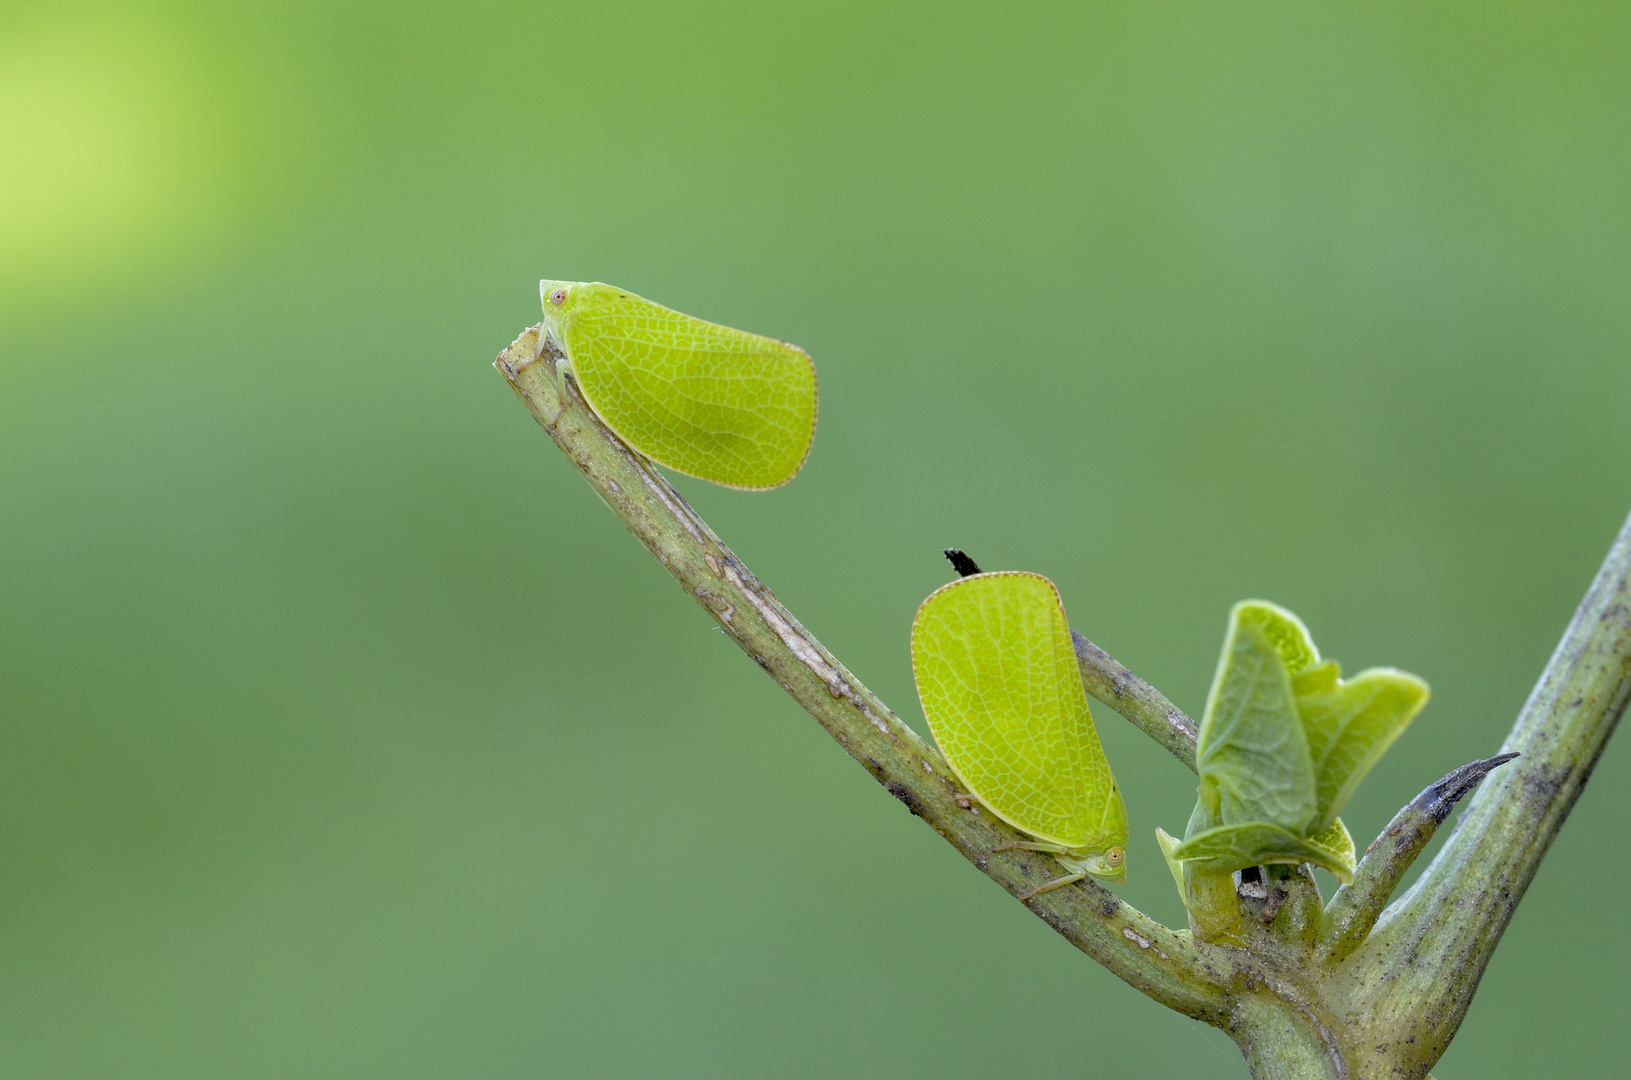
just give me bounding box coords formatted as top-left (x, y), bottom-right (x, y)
top-left (1236, 601), bottom-right (1321, 676)
top-left (1291, 659), bottom-right (1340, 696)
top-left (1154, 827), bottom-right (1187, 905)
top-left (1173, 601), bottom-right (1422, 900)
top-left (1299, 668), bottom-right (1431, 829)
top-left (1305, 818), bottom-right (1356, 880)
top-left (1171, 819), bottom-right (1356, 884)
top-left (1195, 604), bottom-right (1318, 834)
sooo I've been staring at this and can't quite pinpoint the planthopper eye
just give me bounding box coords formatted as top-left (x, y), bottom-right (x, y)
top-left (548, 287), bottom-right (567, 305)
top-left (1105, 846), bottom-right (1125, 867)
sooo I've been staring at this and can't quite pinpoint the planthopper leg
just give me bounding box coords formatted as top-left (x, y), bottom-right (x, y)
top-left (994, 840), bottom-right (1072, 855)
top-left (1017, 870), bottom-right (1087, 902)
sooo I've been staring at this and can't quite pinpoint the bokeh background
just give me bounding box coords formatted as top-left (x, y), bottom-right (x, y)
top-left (3, 2), bottom-right (1628, 1076)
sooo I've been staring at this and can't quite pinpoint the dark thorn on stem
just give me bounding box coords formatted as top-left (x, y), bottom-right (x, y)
top-left (943, 549), bottom-right (983, 577)
top-left (1423, 753), bottom-right (1521, 824)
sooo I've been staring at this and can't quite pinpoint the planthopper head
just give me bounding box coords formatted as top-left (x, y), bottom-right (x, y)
top-left (539, 280), bottom-right (642, 350)
top-left (539, 279), bottom-right (613, 339)
top-left (539, 279), bottom-right (574, 309)
top-left (1083, 844), bottom-right (1128, 885)
top-left (1056, 843), bottom-right (1127, 887)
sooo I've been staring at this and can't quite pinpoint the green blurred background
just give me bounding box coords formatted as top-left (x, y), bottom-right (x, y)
top-left (2, 1), bottom-right (1627, 1076)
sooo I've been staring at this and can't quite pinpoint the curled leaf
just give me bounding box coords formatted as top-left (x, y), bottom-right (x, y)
top-left (1154, 826), bottom-right (1187, 905)
top-left (1305, 818), bottom-right (1356, 880)
top-left (1237, 601), bottom-right (1321, 676)
top-left (1195, 604), bottom-right (1317, 834)
top-left (1171, 818), bottom-right (1356, 884)
top-left (1300, 669), bottom-right (1430, 830)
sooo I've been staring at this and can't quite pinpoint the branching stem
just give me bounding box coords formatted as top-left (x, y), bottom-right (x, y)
top-left (496, 328), bottom-right (1231, 1020)
top-left (1328, 509), bottom-right (1631, 1071)
top-left (498, 321), bottom-right (1631, 1079)
top-left (1322, 753), bottom-right (1517, 962)
top-left (1072, 631), bottom-right (1199, 770)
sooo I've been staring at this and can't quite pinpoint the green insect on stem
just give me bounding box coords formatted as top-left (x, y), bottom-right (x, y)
top-left (537, 280), bottom-right (817, 490)
top-left (912, 570), bottom-right (1130, 892)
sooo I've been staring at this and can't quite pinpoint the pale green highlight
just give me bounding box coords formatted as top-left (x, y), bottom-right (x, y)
top-left (0, 14), bottom-right (251, 303)
top-left (538, 280), bottom-right (817, 490)
top-left (911, 572), bottom-right (1128, 886)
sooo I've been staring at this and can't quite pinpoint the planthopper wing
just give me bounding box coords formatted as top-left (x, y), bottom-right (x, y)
top-left (911, 572), bottom-right (1126, 855)
top-left (552, 283), bottom-right (817, 490)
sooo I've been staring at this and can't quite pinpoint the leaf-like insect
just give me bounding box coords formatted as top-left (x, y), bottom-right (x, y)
top-left (537, 281), bottom-right (817, 490)
top-left (911, 572), bottom-right (1128, 898)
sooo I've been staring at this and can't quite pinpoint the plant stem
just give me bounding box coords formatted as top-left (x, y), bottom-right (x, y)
top-left (1232, 995), bottom-right (1342, 1080)
top-left (1328, 508), bottom-right (1631, 1074)
top-left (495, 328), bottom-right (1230, 1020)
top-left (1321, 753), bottom-right (1517, 962)
top-left (498, 319), bottom-right (1631, 1079)
top-left (1072, 631), bottom-right (1199, 770)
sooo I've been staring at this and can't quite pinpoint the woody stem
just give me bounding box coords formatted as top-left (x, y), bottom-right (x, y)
top-left (495, 327), bottom-right (1232, 1019)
